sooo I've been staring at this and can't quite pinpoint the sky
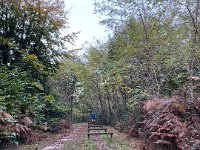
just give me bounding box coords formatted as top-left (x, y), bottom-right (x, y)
top-left (65, 0), bottom-right (110, 54)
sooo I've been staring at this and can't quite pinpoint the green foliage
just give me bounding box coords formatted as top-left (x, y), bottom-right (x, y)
top-left (165, 73), bottom-right (187, 93)
top-left (0, 0), bottom-right (75, 125)
top-left (0, 67), bottom-right (47, 121)
top-left (127, 90), bottom-right (149, 108)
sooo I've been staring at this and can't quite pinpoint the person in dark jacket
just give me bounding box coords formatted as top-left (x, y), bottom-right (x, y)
top-left (89, 111), bottom-right (96, 123)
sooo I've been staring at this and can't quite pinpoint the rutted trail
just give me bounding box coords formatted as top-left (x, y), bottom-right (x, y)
top-left (92, 135), bottom-right (112, 150)
top-left (40, 123), bottom-right (141, 150)
top-left (41, 123), bottom-right (87, 150)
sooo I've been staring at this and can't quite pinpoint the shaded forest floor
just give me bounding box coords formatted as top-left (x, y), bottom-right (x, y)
top-left (12, 123), bottom-right (142, 150)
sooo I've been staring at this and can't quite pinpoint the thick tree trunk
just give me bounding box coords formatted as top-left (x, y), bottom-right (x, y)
top-left (70, 95), bottom-right (73, 122)
top-left (118, 86), bottom-right (128, 109)
top-left (186, 0), bottom-right (200, 101)
top-left (110, 89), bottom-right (119, 124)
top-left (96, 83), bottom-right (106, 123)
top-left (105, 87), bottom-right (113, 119)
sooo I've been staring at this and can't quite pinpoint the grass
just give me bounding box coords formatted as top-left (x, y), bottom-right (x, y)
top-left (101, 134), bottom-right (131, 150)
top-left (63, 135), bottom-right (96, 150)
top-left (100, 127), bottom-right (141, 150)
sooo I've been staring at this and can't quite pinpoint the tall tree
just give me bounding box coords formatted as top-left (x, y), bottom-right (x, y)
top-left (0, 0), bottom-right (74, 121)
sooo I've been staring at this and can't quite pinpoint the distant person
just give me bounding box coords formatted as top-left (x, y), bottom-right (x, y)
top-left (89, 111), bottom-right (96, 123)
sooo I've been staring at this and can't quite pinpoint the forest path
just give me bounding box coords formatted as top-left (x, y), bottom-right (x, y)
top-left (41, 123), bottom-right (87, 150)
top-left (40, 123), bottom-right (142, 150)
top-left (16, 123), bottom-right (142, 150)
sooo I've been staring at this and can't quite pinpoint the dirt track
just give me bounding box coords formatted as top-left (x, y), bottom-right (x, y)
top-left (41, 123), bottom-right (87, 150)
top-left (40, 123), bottom-right (141, 150)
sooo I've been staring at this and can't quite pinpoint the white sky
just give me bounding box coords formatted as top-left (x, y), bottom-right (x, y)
top-left (65, 0), bottom-right (110, 54)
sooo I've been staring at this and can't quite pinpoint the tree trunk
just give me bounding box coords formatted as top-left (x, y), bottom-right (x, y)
top-left (105, 87), bottom-right (113, 118)
top-left (96, 83), bottom-right (106, 123)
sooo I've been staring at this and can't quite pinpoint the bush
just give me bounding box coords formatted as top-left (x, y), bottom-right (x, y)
top-left (141, 98), bottom-right (200, 150)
